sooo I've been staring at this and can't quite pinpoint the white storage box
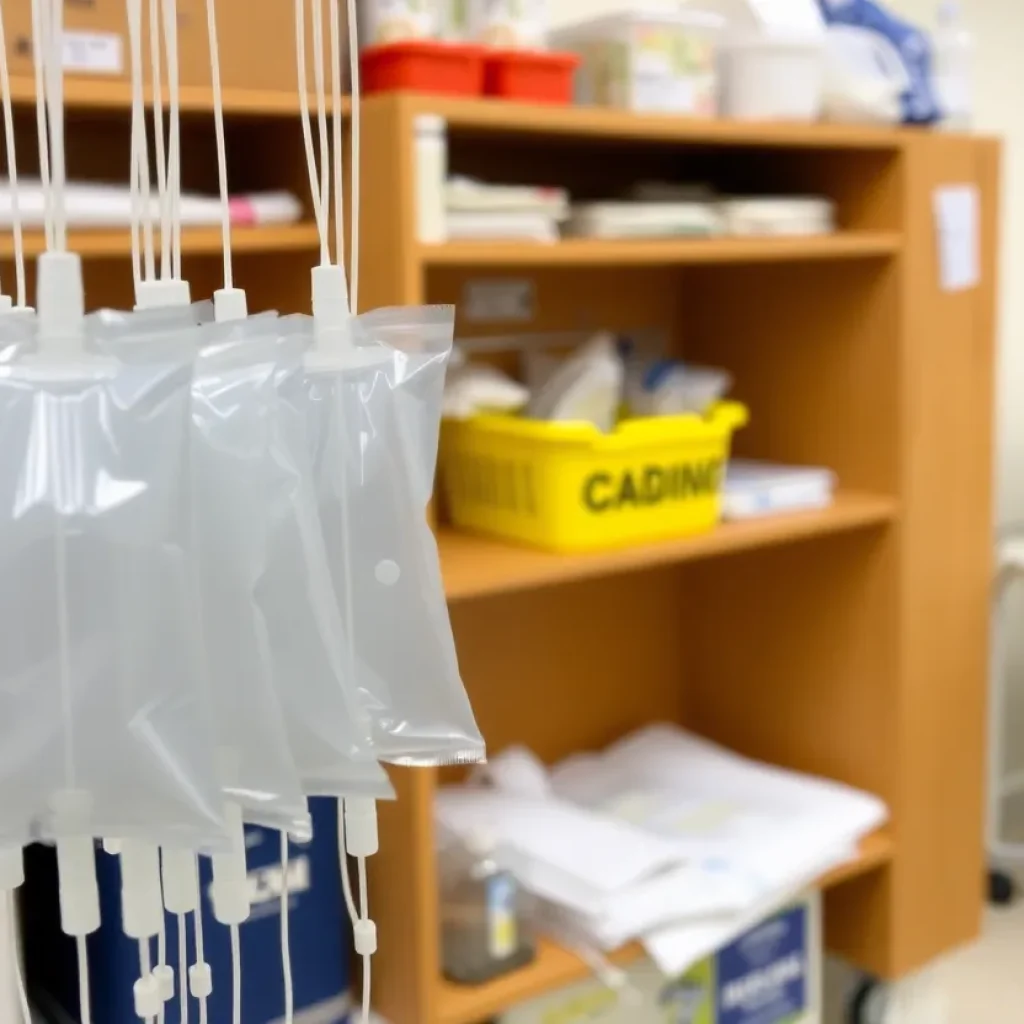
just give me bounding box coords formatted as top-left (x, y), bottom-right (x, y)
top-left (552, 8), bottom-right (724, 115)
top-left (724, 459), bottom-right (836, 519)
top-left (721, 34), bottom-right (824, 121)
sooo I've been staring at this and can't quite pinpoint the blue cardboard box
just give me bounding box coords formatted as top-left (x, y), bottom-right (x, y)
top-left (24, 798), bottom-right (352, 1024)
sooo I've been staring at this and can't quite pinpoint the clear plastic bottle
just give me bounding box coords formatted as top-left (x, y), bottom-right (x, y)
top-left (934, 0), bottom-right (973, 130)
top-left (440, 830), bottom-right (535, 985)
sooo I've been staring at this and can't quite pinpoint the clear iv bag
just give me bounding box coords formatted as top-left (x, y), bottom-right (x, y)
top-left (283, 307), bottom-right (485, 768)
top-left (0, 349), bottom-right (226, 848)
top-left (189, 322), bottom-right (315, 836)
top-left (260, 347), bottom-right (395, 801)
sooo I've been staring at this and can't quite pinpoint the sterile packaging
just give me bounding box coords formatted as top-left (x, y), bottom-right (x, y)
top-left (282, 306), bottom-right (485, 768)
top-left (565, 201), bottom-right (723, 240)
top-left (526, 333), bottom-right (623, 432)
top-left (443, 362), bottom-right (530, 419)
top-left (624, 361), bottom-right (732, 417)
top-left (0, 347), bottom-right (226, 848)
top-left (89, 312), bottom-right (313, 836)
top-left (719, 197), bottom-right (835, 237)
top-left (189, 321), bottom-right (318, 835)
top-left (259, 337), bottom-right (395, 801)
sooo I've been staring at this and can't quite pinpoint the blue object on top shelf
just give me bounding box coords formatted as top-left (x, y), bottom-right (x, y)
top-left (818, 0), bottom-right (941, 124)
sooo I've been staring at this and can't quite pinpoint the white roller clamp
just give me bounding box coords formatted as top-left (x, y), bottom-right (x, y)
top-left (211, 801), bottom-right (250, 927)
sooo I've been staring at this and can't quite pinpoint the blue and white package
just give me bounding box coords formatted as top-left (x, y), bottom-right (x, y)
top-left (23, 799), bottom-right (352, 1024)
top-left (818, 0), bottom-right (941, 123)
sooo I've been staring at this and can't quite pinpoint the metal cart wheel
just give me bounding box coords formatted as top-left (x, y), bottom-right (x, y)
top-left (989, 867), bottom-right (1017, 906)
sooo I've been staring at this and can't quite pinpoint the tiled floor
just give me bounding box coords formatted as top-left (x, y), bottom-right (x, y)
top-left (824, 896), bottom-right (1024, 1023)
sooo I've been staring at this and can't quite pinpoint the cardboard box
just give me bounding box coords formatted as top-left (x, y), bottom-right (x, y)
top-left (4, 0), bottom-right (315, 97)
top-left (502, 892), bottom-right (822, 1024)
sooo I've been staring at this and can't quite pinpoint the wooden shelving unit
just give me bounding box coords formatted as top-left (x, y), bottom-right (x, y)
top-left (13, 76), bottom-right (996, 1024)
top-left (356, 93), bottom-right (1000, 1024)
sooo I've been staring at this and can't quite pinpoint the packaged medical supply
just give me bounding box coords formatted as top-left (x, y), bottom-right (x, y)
top-left (624, 360), bottom-right (732, 417)
top-left (723, 460), bottom-right (836, 520)
top-left (719, 197), bottom-right (835, 236)
top-left (553, 8), bottom-right (723, 115)
top-left (818, 0), bottom-right (941, 124)
top-left (440, 830), bottom-right (536, 984)
top-left (527, 332), bottom-right (623, 432)
top-left (360, 0), bottom-right (438, 45)
top-left (565, 201), bottom-right (722, 240)
top-left (282, 307), bottom-right (485, 769)
top-left (443, 361), bottom-right (530, 419)
top-left (469, 0), bottom-right (547, 49)
top-left (822, 23), bottom-right (908, 124)
top-left (0, 343), bottom-right (226, 847)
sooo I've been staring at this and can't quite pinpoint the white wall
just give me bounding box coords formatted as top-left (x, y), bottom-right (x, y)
top-left (549, 0), bottom-right (1024, 529)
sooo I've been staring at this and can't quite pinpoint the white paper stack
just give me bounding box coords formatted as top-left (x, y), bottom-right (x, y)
top-left (435, 725), bottom-right (887, 978)
top-left (445, 177), bottom-right (569, 243)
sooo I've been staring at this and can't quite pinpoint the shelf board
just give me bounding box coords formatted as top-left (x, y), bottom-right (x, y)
top-left (440, 492), bottom-right (898, 602)
top-left (0, 223), bottom-right (320, 260)
top-left (437, 829), bottom-right (894, 1024)
top-left (398, 94), bottom-right (909, 151)
top-left (7, 75), bottom-right (350, 117)
top-left (421, 232), bottom-right (901, 269)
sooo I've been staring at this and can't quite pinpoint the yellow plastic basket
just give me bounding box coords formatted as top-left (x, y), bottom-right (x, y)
top-left (440, 402), bottom-right (749, 552)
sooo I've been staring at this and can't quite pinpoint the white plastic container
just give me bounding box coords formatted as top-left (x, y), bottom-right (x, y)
top-left (468, 0), bottom-right (547, 49)
top-left (721, 34), bottom-right (824, 121)
top-left (934, 0), bottom-right (973, 130)
top-left (415, 115), bottom-right (448, 244)
top-left (360, 0), bottom-right (437, 45)
top-left (552, 8), bottom-right (723, 116)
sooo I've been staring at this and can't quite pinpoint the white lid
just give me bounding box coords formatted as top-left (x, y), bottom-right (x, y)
top-left (465, 828), bottom-right (499, 859)
top-left (556, 6), bottom-right (725, 34)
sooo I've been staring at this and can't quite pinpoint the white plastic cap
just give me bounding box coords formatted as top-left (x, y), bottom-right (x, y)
top-left (153, 964), bottom-right (175, 1001)
top-left (189, 962), bottom-right (213, 999)
top-left (103, 839), bottom-right (123, 856)
top-left (353, 918), bottom-right (377, 956)
top-left (119, 840), bottom-right (163, 940)
top-left (37, 252), bottom-right (85, 353)
top-left (311, 263), bottom-right (351, 334)
top-left (56, 835), bottom-right (101, 937)
top-left (344, 799), bottom-right (379, 858)
top-left (161, 848), bottom-right (199, 915)
top-left (134, 974), bottom-right (161, 1019)
top-left (135, 278), bottom-right (191, 310)
top-left (213, 287), bottom-right (248, 323)
top-left (0, 847), bottom-right (24, 891)
top-left (211, 803), bottom-right (250, 926)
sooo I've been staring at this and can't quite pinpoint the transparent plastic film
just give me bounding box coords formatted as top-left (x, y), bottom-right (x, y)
top-left (285, 307), bottom-right (485, 768)
top-left (189, 320), bottom-right (312, 836)
top-left (260, 346), bottom-right (394, 801)
top-left (0, 351), bottom-right (226, 847)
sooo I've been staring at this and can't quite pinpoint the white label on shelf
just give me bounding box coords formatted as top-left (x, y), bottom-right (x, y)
top-left (934, 184), bottom-right (980, 292)
top-left (463, 279), bottom-right (535, 323)
top-left (62, 31), bottom-right (124, 75)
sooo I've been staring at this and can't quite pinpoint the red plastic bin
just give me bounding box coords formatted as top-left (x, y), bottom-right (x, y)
top-left (361, 41), bottom-right (485, 97)
top-left (484, 50), bottom-right (579, 104)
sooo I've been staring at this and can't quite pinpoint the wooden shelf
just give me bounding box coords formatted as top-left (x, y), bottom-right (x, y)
top-left (437, 830), bottom-right (894, 1024)
top-left (6, 75), bottom-right (350, 117)
top-left (420, 233), bottom-right (901, 269)
top-left (397, 94), bottom-right (911, 151)
top-left (440, 492), bottom-right (898, 602)
top-left (0, 223), bottom-right (320, 260)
